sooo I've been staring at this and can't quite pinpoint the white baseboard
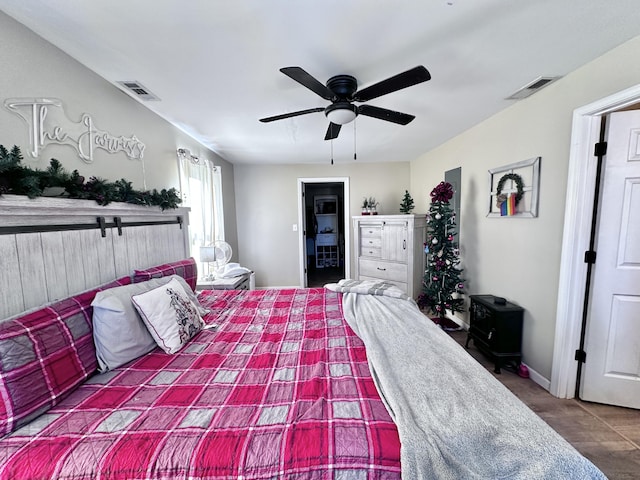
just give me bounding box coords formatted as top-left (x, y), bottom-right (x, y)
top-left (447, 312), bottom-right (552, 392)
top-left (523, 363), bottom-right (551, 391)
top-left (447, 311), bottom-right (469, 330)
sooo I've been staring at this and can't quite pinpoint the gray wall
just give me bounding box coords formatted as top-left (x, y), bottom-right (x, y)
top-left (411, 34), bottom-right (640, 382)
top-left (234, 162), bottom-right (411, 287)
top-left (0, 11), bottom-right (238, 260)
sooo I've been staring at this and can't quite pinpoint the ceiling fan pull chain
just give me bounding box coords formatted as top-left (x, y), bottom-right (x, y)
top-left (353, 118), bottom-right (357, 160)
top-left (330, 138), bottom-right (334, 165)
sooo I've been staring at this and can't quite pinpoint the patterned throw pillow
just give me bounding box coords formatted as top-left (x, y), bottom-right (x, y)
top-left (131, 277), bottom-right (204, 354)
top-left (0, 277), bottom-right (130, 436)
top-left (92, 275), bottom-right (209, 373)
top-left (132, 257), bottom-right (198, 292)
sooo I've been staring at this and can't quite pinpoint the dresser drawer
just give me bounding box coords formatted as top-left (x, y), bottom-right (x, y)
top-left (360, 234), bottom-right (381, 258)
top-left (360, 246), bottom-right (381, 258)
top-left (359, 275), bottom-right (407, 293)
top-left (360, 225), bottom-right (382, 238)
top-left (360, 235), bottom-right (381, 248)
top-left (359, 258), bottom-right (407, 283)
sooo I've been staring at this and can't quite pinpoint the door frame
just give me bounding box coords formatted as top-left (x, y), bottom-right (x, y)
top-left (551, 84), bottom-right (640, 398)
top-left (297, 177), bottom-right (351, 287)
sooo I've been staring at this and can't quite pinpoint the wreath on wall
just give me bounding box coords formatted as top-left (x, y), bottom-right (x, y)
top-left (495, 172), bottom-right (524, 208)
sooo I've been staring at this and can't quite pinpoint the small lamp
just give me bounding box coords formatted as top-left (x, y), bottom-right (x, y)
top-left (200, 245), bottom-right (216, 280)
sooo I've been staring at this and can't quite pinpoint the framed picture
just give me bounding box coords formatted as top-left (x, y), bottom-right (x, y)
top-left (488, 157), bottom-right (541, 218)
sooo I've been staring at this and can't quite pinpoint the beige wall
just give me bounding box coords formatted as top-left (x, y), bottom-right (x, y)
top-left (234, 162), bottom-right (411, 287)
top-left (411, 35), bottom-right (640, 381)
top-left (8, 6), bottom-right (640, 384)
top-left (0, 11), bottom-right (238, 259)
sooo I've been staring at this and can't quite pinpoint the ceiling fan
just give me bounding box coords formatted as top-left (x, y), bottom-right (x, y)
top-left (259, 65), bottom-right (431, 140)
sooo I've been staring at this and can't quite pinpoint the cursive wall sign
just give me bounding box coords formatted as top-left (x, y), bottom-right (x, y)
top-left (4, 98), bottom-right (146, 163)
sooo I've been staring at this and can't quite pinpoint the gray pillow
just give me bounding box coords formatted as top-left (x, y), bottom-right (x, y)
top-left (91, 275), bottom-right (208, 372)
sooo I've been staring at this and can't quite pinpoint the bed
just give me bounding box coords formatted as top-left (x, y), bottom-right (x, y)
top-left (0, 269), bottom-right (401, 478)
top-left (0, 197), bottom-right (606, 479)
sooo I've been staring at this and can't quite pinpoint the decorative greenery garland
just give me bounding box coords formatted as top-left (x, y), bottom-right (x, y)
top-left (0, 144), bottom-right (181, 210)
top-left (496, 172), bottom-right (524, 204)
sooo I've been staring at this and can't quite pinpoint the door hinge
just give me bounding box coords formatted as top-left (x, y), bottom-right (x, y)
top-left (575, 349), bottom-right (587, 363)
top-left (584, 250), bottom-right (597, 264)
top-left (594, 141), bottom-right (607, 157)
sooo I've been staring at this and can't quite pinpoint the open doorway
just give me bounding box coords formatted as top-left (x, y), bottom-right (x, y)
top-left (297, 178), bottom-right (350, 287)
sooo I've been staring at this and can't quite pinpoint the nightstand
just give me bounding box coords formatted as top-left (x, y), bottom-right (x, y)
top-left (465, 295), bottom-right (524, 374)
top-left (197, 272), bottom-right (251, 291)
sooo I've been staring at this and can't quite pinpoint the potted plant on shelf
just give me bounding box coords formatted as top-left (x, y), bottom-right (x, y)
top-left (361, 197), bottom-right (370, 215)
top-left (368, 197), bottom-right (379, 215)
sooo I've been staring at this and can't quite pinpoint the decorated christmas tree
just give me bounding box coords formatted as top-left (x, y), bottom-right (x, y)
top-left (418, 181), bottom-right (465, 322)
top-left (399, 190), bottom-right (415, 214)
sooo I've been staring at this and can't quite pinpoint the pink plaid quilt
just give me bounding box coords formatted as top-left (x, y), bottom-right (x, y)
top-left (133, 258), bottom-right (198, 291)
top-left (0, 288), bottom-right (401, 479)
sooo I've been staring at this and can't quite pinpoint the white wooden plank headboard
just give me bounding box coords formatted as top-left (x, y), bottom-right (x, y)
top-left (0, 195), bottom-right (190, 320)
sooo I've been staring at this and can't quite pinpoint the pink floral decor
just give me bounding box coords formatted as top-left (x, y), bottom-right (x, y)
top-left (430, 181), bottom-right (454, 203)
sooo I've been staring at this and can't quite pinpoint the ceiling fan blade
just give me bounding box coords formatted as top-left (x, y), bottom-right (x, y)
top-left (324, 123), bottom-right (341, 140)
top-left (358, 105), bottom-right (415, 125)
top-left (259, 107), bottom-right (325, 123)
top-left (280, 67), bottom-right (335, 100)
top-left (353, 66), bottom-right (431, 102)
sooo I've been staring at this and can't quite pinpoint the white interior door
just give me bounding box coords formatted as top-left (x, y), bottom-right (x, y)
top-left (299, 181), bottom-right (309, 287)
top-left (581, 110), bottom-right (640, 409)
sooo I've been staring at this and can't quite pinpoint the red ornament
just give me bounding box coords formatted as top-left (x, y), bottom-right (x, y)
top-left (448, 234), bottom-right (454, 241)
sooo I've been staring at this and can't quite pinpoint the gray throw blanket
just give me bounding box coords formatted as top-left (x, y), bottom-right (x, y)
top-left (325, 279), bottom-right (411, 300)
top-left (338, 286), bottom-right (606, 479)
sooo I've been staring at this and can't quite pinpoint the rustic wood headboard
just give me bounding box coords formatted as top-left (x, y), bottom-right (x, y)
top-left (0, 195), bottom-right (190, 320)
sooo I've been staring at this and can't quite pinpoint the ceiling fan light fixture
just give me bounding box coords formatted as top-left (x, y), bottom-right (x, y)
top-left (325, 102), bottom-right (357, 125)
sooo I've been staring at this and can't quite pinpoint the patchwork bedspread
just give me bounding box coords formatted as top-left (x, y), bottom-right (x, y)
top-left (0, 288), bottom-right (401, 480)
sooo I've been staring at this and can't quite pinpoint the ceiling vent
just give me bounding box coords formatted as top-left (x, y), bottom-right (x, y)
top-left (506, 76), bottom-right (560, 100)
top-left (116, 81), bottom-right (160, 101)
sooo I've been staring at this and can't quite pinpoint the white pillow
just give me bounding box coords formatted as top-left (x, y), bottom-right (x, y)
top-left (131, 277), bottom-right (205, 354)
top-left (92, 275), bottom-right (208, 372)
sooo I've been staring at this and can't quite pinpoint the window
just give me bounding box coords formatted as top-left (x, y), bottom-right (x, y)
top-left (177, 150), bottom-right (224, 272)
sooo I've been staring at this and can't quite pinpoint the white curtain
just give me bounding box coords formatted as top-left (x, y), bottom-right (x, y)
top-left (178, 153), bottom-right (224, 273)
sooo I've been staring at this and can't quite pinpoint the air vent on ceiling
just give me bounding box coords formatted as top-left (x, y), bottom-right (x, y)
top-left (506, 76), bottom-right (560, 100)
top-left (116, 80), bottom-right (160, 101)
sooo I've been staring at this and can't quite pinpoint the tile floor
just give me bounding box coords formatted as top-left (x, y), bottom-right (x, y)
top-left (448, 329), bottom-right (640, 479)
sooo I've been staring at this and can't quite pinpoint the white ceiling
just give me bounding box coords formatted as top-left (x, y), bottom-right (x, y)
top-left (2, 0), bottom-right (640, 165)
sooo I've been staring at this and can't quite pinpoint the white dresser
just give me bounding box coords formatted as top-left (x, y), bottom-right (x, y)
top-left (353, 214), bottom-right (427, 299)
